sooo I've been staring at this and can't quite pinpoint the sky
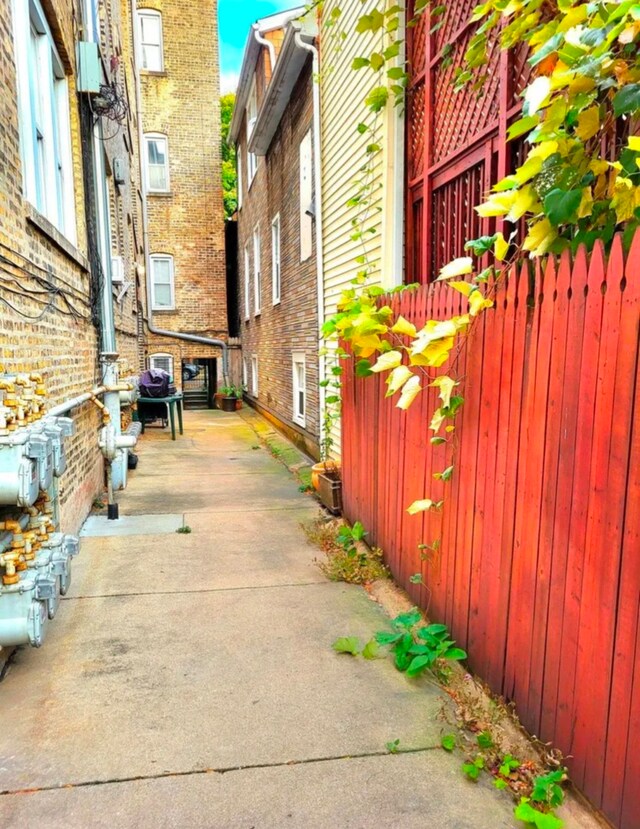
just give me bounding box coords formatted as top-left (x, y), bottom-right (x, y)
top-left (218, 0), bottom-right (296, 94)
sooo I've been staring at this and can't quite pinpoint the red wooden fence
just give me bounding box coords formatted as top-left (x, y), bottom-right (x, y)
top-left (341, 232), bottom-right (640, 829)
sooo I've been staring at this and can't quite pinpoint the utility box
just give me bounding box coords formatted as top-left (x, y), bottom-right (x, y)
top-left (77, 41), bottom-right (101, 94)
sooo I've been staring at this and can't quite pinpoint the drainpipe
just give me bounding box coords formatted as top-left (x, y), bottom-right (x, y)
top-left (253, 25), bottom-right (276, 72)
top-left (130, 0), bottom-right (229, 382)
top-left (294, 33), bottom-right (327, 455)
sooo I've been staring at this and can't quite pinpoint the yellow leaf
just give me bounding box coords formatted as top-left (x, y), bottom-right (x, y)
top-left (577, 186), bottom-right (594, 219)
top-left (430, 407), bottom-right (446, 433)
top-left (370, 350), bottom-right (403, 373)
top-left (437, 257), bottom-right (473, 281)
top-left (386, 366), bottom-right (413, 396)
top-left (522, 218), bottom-right (557, 258)
top-left (576, 106), bottom-right (601, 141)
top-left (528, 140), bottom-right (559, 161)
top-left (513, 155), bottom-right (543, 185)
top-left (494, 232), bottom-right (509, 261)
top-left (410, 337), bottom-right (456, 368)
top-left (506, 184), bottom-right (538, 222)
top-left (611, 179), bottom-right (640, 223)
top-left (476, 191), bottom-right (517, 218)
top-left (397, 375), bottom-right (421, 410)
top-left (407, 499), bottom-right (436, 516)
top-left (557, 6), bottom-right (587, 31)
top-left (524, 76), bottom-right (551, 114)
top-left (430, 375), bottom-right (457, 409)
top-left (391, 316), bottom-right (417, 338)
top-left (628, 136), bottom-right (640, 152)
top-left (469, 291), bottom-right (494, 317)
top-left (448, 281), bottom-right (474, 297)
top-left (589, 159), bottom-right (609, 176)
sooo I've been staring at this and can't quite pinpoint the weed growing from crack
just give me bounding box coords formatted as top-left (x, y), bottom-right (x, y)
top-left (303, 517), bottom-right (389, 585)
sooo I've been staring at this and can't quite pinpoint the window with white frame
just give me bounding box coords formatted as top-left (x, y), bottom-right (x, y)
top-left (246, 79), bottom-right (258, 184)
top-left (292, 353), bottom-right (306, 427)
top-left (237, 150), bottom-right (243, 210)
top-left (251, 355), bottom-right (259, 396)
top-left (137, 9), bottom-right (164, 72)
top-left (150, 254), bottom-right (175, 310)
top-left (272, 214), bottom-right (281, 304)
top-left (253, 226), bottom-right (261, 315)
top-left (149, 353), bottom-right (174, 377)
top-left (83, 0), bottom-right (99, 42)
top-left (12, 0), bottom-right (76, 241)
top-left (242, 358), bottom-right (248, 389)
top-left (243, 244), bottom-right (250, 320)
top-left (144, 134), bottom-right (170, 192)
top-left (299, 129), bottom-right (313, 262)
top-left (111, 254), bottom-right (124, 284)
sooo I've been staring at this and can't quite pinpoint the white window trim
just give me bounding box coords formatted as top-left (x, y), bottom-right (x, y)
top-left (137, 9), bottom-right (164, 72)
top-left (271, 213), bottom-right (281, 305)
top-left (242, 357), bottom-right (248, 389)
top-left (246, 78), bottom-right (258, 186)
top-left (111, 254), bottom-right (124, 284)
top-left (253, 225), bottom-right (261, 316)
top-left (12, 0), bottom-right (76, 242)
top-left (243, 244), bottom-right (250, 321)
top-left (237, 149), bottom-right (243, 210)
top-left (251, 354), bottom-right (259, 396)
top-left (144, 133), bottom-right (170, 193)
top-left (149, 352), bottom-right (174, 378)
top-left (83, 0), bottom-right (99, 43)
top-left (150, 253), bottom-right (175, 310)
top-left (292, 352), bottom-right (306, 428)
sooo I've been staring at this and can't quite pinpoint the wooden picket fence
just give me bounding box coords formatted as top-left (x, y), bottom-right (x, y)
top-left (341, 232), bottom-right (640, 829)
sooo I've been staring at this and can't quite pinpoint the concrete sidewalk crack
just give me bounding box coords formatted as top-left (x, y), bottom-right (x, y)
top-left (0, 746), bottom-right (439, 797)
top-left (61, 581), bottom-right (333, 600)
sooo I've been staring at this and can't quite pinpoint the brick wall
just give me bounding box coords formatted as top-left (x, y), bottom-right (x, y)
top-left (137, 0), bottom-right (228, 381)
top-left (0, 0), bottom-right (143, 533)
top-left (237, 61), bottom-right (320, 458)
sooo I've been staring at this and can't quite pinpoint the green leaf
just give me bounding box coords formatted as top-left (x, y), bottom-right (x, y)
top-left (409, 572), bottom-right (424, 584)
top-left (393, 609), bottom-right (422, 629)
top-left (355, 359), bottom-right (374, 377)
top-left (477, 731), bottom-right (494, 750)
top-left (365, 85), bottom-right (389, 112)
top-left (444, 647), bottom-right (467, 661)
top-left (528, 33), bottom-right (562, 67)
top-left (362, 639), bottom-right (380, 659)
top-left (514, 799), bottom-right (564, 829)
top-left (441, 734), bottom-right (457, 751)
top-left (374, 630), bottom-right (403, 646)
top-left (507, 115), bottom-right (539, 141)
top-left (370, 52), bottom-right (385, 72)
top-left (352, 57), bottom-right (370, 70)
top-left (494, 778), bottom-right (508, 790)
top-left (406, 654), bottom-right (432, 676)
top-left (465, 234), bottom-right (498, 255)
top-left (543, 188), bottom-right (582, 226)
top-left (332, 636), bottom-right (361, 655)
top-left (383, 41), bottom-right (401, 59)
top-left (430, 436), bottom-right (447, 445)
top-left (418, 623), bottom-right (448, 637)
top-left (462, 757), bottom-right (485, 780)
top-left (613, 84), bottom-right (640, 117)
top-left (387, 66), bottom-right (406, 80)
top-left (386, 738), bottom-right (400, 753)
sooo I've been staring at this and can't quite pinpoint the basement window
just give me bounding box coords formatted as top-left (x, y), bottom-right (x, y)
top-left (292, 352), bottom-right (306, 427)
top-left (137, 10), bottom-right (164, 72)
top-left (12, 0), bottom-right (76, 242)
top-left (149, 353), bottom-right (173, 378)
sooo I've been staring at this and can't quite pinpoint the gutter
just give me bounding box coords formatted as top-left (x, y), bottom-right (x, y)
top-left (253, 25), bottom-right (276, 74)
top-left (293, 33), bottom-right (327, 456)
top-left (130, 0), bottom-right (229, 381)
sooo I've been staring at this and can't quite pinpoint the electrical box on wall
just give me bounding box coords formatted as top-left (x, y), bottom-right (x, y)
top-left (113, 157), bottom-right (126, 186)
top-left (77, 41), bottom-right (101, 94)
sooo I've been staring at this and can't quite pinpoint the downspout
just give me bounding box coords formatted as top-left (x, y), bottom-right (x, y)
top-left (130, 0), bottom-right (229, 381)
top-left (294, 33), bottom-right (327, 456)
top-left (253, 25), bottom-right (276, 72)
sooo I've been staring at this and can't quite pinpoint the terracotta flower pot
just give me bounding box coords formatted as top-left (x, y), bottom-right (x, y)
top-left (311, 461), bottom-right (341, 490)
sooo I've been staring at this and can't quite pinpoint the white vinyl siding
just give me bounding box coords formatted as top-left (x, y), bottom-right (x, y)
top-left (12, 0), bottom-right (76, 241)
top-left (253, 226), bottom-right (261, 315)
top-left (246, 79), bottom-right (258, 184)
top-left (292, 353), bottom-right (306, 427)
top-left (144, 134), bottom-right (170, 192)
top-left (272, 214), bottom-right (281, 304)
top-left (137, 10), bottom-right (164, 72)
top-left (150, 254), bottom-right (175, 310)
top-left (243, 244), bottom-right (250, 320)
top-left (300, 129), bottom-right (313, 262)
top-left (149, 353), bottom-right (173, 377)
top-left (251, 355), bottom-right (259, 396)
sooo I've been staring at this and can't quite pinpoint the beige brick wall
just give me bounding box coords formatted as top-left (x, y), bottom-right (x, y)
top-left (137, 0), bottom-right (228, 378)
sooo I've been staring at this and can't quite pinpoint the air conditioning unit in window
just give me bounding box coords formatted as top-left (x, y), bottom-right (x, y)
top-left (77, 41), bottom-right (101, 94)
top-left (111, 255), bottom-right (124, 284)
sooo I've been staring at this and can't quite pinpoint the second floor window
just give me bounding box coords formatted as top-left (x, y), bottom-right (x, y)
top-left (145, 134), bottom-right (169, 192)
top-left (253, 227), bottom-right (261, 315)
top-left (246, 79), bottom-right (258, 184)
top-left (150, 254), bottom-right (175, 310)
top-left (243, 244), bottom-right (250, 320)
top-left (138, 10), bottom-right (163, 72)
top-left (272, 214), bottom-right (281, 304)
top-left (12, 0), bottom-right (76, 241)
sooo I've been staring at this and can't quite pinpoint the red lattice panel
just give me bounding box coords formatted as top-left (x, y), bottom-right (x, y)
top-left (510, 44), bottom-right (533, 106)
top-left (432, 33), bottom-right (501, 164)
top-left (434, 0), bottom-right (477, 54)
top-left (408, 80), bottom-right (426, 181)
top-left (408, 12), bottom-right (427, 75)
top-left (430, 160), bottom-right (485, 273)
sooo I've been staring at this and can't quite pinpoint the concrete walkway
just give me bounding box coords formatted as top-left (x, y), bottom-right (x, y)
top-left (0, 410), bottom-right (517, 828)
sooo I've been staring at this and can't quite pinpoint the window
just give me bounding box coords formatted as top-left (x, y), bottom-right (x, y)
top-left (111, 254), bottom-right (124, 284)
top-left (83, 0), bottom-right (99, 42)
top-left (251, 355), bottom-right (259, 396)
top-left (242, 358), bottom-right (248, 389)
top-left (300, 129), bottom-right (314, 262)
top-left (12, 0), bottom-right (76, 241)
top-left (243, 244), bottom-right (250, 320)
top-left (144, 134), bottom-right (169, 192)
top-left (149, 353), bottom-right (173, 378)
top-left (150, 254), bottom-right (175, 310)
top-left (292, 353), bottom-right (306, 427)
top-left (271, 214), bottom-right (281, 304)
top-left (137, 10), bottom-right (164, 72)
top-left (237, 150), bottom-right (243, 210)
top-left (253, 226), bottom-right (261, 315)
top-left (246, 79), bottom-right (258, 184)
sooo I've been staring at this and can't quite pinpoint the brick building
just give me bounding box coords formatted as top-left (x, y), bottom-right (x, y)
top-left (0, 0), bottom-right (142, 532)
top-left (133, 0), bottom-right (228, 404)
top-left (230, 9), bottom-right (321, 458)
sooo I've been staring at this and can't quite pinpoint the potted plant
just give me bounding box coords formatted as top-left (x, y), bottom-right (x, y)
top-left (218, 385), bottom-right (244, 412)
top-left (316, 460), bottom-right (342, 514)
